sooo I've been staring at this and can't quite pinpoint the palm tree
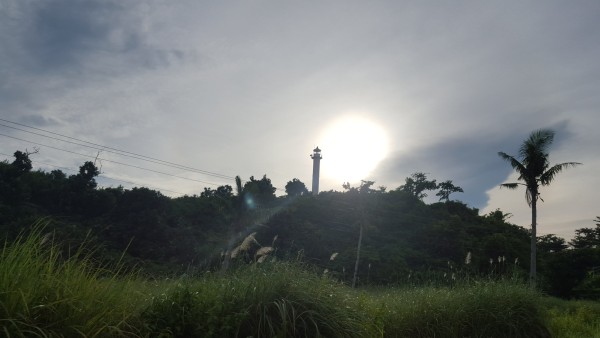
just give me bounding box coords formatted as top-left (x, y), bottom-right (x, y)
top-left (498, 129), bottom-right (580, 286)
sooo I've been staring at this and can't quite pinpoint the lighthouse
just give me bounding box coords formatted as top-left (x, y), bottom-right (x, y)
top-left (310, 147), bottom-right (322, 195)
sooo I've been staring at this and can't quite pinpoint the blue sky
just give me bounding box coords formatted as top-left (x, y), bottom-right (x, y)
top-left (1, 1), bottom-right (599, 239)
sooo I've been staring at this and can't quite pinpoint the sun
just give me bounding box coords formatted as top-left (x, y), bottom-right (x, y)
top-left (317, 116), bottom-right (389, 183)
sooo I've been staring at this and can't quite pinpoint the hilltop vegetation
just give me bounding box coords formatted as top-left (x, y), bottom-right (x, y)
top-left (0, 151), bottom-right (599, 299)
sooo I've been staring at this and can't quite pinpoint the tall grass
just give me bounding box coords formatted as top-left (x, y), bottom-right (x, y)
top-left (2, 227), bottom-right (597, 337)
top-left (140, 265), bottom-right (556, 337)
top-left (0, 226), bottom-right (143, 337)
top-left (366, 281), bottom-right (550, 337)
top-left (543, 297), bottom-right (600, 338)
top-left (141, 263), bottom-right (376, 337)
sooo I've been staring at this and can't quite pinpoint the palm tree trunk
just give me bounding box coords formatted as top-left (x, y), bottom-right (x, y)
top-left (530, 198), bottom-right (537, 287)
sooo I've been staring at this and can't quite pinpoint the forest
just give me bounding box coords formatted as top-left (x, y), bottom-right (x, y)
top-left (1, 150), bottom-right (598, 299)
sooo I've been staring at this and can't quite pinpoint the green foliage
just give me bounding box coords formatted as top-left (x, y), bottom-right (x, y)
top-left (436, 180), bottom-right (464, 202)
top-left (537, 234), bottom-right (568, 253)
top-left (263, 192), bottom-right (531, 287)
top-left (0, 222), bottom-right (143, 337)
top-left (242, 175), bottom-right (277, 208)
top-left (544, 297), bottom-right (600, 338)
top-left (572, 269), bottom-right (600, 300)
top-left (0, 150), bottom-right (594, 299)
top-left (398, 172), bottom-right (437, 200)
top-left (285, 178), bottom-right (309, 197)
top-left (570, 218), bottom-right (600, 249)
top-left (4, 229), bottom-right (599, 337)
top-left (369, 281), bottom-right (550, 337)
top-left (11, 150), bottom-right (33, 174)
top-left (142, 263), bottom-right (374, 337)
top-left (539, 248), bottom-right (600, 298)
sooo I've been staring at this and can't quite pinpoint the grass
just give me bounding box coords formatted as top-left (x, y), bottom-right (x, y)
top-left (1, 227), bottom-right (599, 337)
top-left (366, 281), bottom-right (550, 337)
top-left (0, 226), bottom-right (145, 337)
top-left (543, 297), bottom-right (600, 338)
top-left (140, 264), bottom-right (374, 337)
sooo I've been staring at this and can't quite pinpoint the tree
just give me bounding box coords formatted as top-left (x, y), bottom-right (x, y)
top-left (436, 180), bottom-right (464, 202)
top-left (12, 150), bottom-right (35, 173)
top-left (485, 208), bottom-right (513, 222)
top-left (498, 128), bottom-right (581, 286)
top-left (243, 175), bottom-right (276, 207)
top-left (235, 176), bottom-right (243, 197)
top-left (71, 161), bottom-right (100, 191)
top-left (398, 172), bottom-right (437, 200)
top-left (570, 218), bottom-right (600, 249)
top-left (285, 178), bottom-right (309, 197)
top-left (201, 185), bottom-right (234, 199)
top-left (358, 180), bottom-right (375, 194)
top-left (537, 234), bottom-right (568, 253)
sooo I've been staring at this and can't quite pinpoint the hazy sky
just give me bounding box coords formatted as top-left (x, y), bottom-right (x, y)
top-left (1, 1), bottom-right (598, 239)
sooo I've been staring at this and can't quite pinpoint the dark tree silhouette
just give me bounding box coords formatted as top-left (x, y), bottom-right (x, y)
top-left (71, 161), bottom-right (100, 191)
top-left (570, 218), bottom-right (600, 249)
top-left (285, 178), bottom-right (309, 197)
top-left (398, 172), bottom-right (437, 200)
top-left (12, 150), bottom-right (34, 173)
top-left (243, 175), bottom-right (276, 208)
top-left (498, 129), bottom-right (580, 286)
top-left (537, 234), bottom-right (568, 253)
top-left (436, 180), bottom-right (464, 202)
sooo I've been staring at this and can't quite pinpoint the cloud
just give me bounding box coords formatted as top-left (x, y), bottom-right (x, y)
top-left (26, 1), bottom-right (127, 70)
top-left (371, 119), bottom-right (576, 208)
top-left (14, 114), bottom-right (60, 127)
top-left (0, 0), bottom-right (199, 120)
top-left (1, 1), bottom-right (599, 239)
top-left (14, 0), bottom-right (196, 73)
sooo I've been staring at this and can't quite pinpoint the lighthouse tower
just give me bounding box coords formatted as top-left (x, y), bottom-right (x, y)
top-left (310, 147), bottom-right (322, 195)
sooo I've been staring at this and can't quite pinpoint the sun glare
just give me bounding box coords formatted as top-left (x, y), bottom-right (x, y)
top-left (318, 116), bottom-right (389, 183)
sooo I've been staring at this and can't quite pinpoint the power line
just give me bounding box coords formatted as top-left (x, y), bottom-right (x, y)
top-left (0, 118), bottom-right (284, 192)
top-left (0, 118), bottom-right (236, 180)
top-left (0, 151), bottom-right (187, 196)
top-left (0, 133), bottom-right (232, 187)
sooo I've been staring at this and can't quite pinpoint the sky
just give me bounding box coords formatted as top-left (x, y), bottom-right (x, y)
top-left (1, 1), bottom-right (599, 240)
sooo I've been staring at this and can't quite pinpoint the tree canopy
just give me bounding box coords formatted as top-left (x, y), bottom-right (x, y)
top-left (436, 180), bottom-right (464, 202)
top-left (398, 172), bottom-right (437, 200)
top-left (285, 178), bottom-right (309, 197)
top-left (570, 217), bottom-right (600, 249)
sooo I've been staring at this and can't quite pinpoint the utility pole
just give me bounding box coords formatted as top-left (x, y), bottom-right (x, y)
top-left (352, 218), bottom-right (364, 288)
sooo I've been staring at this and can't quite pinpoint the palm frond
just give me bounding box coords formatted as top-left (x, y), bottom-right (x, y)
top-left (499, 183), bottom-right (520, 189)
top-left (497, 152), bottom-right (526, 174)
top-left (519, 129), bottom-right (554, 160)
top-left (539, 162), bottom-right (582, 185)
